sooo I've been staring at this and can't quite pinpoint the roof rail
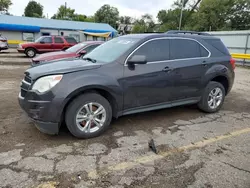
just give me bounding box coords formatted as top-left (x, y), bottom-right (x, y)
top-left (166, 30), bottom-right (211, 36)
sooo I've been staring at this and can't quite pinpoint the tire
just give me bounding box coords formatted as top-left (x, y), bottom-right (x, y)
top-left (65, 93), bottom-right (112, 139)
top-left (25, 48), bottom-right (36, 58)
top-left (198, 81), bottom-right (225, 113)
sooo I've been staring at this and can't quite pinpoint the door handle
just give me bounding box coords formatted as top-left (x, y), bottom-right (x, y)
top-left (162, 66), bottom-right (172, 73)
top-left (202, 60), bottom-right (207, 67)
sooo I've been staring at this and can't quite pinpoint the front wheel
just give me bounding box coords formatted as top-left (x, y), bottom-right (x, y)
top-left (198, 81), bottom-right (225, 113)
top-left (25, 48), bottom-right (36, 58)
top-left (65, 93), bottom-right (112, 139)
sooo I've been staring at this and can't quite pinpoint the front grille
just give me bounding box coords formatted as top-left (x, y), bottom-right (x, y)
top-left (20, 74), bottom-right (32, 98)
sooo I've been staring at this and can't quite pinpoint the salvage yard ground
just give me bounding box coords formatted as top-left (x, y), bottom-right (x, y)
top-left (0, 50), bottom-right (250, 188)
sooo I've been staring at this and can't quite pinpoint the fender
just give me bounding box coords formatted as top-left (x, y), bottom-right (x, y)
top-left (54, 70), bottom-right (124, 119)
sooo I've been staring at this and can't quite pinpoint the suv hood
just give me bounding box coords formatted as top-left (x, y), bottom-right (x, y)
top-left (25, 59), bottom-right (101, 80)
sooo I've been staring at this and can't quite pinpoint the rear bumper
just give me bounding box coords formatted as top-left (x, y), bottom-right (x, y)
top-left (227, 71), bottom-right (235, 94)
top-left (18, 93), bottom-right (60, 135)
top-left (0, 47), bottom-right (8, 50)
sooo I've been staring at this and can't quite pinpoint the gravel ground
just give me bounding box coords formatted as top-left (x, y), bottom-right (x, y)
top-left (0, 63), bottom-right (250, 188)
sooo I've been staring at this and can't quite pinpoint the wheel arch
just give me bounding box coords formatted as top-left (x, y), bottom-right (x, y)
top-left (60, 86), bottom-right (120, 125)
top-left (210, 75), bottom-right (229, 95)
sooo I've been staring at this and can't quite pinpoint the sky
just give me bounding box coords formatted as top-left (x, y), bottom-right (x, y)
top-left (9, 0), bottom-right (175, 19)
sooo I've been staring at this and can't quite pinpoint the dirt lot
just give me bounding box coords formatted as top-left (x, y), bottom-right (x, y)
top-left (0, 54), bottom-right (250, 188)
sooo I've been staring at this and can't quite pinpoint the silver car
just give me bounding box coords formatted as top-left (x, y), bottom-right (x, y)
top-left (0, 35), bottom-right (8, 51)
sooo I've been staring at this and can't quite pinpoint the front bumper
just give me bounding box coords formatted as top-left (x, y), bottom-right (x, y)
top-left (17, 48), bottom-right (25, 53)
top-left (18, 93), bottom-right (60, 135)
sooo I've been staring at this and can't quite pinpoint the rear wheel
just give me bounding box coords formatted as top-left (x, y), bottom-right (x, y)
top-left (198, 81), bottom-right (225, 113)
top-left (25, 48), bottom-right (36, 58)
top-left (65, 93), bottom-right (112, 138)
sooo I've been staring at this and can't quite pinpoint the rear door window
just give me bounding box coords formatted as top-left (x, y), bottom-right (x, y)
top-left (54, 37), bottom-right (64, 43)
top-left (170, 39), bottom-right (203, 60)
top-left (65, 37), bottom-right (77, 44)
top-left (132, 39), bottom-right (170, 62)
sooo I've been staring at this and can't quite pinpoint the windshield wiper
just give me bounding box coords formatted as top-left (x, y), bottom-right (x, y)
top-left (82, 57), bottom-right (96, 63)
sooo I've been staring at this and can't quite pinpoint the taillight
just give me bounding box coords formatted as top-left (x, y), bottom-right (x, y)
top-left (0, 39), bottom-right (6, 42)
top-left (230, 58), bottom-right (236, 70)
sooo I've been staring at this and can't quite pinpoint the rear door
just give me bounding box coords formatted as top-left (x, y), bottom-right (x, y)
top-left (52, 36), bottom-right (65, 51)
top-left (123, 38), bottom-right (175, 111)
top-left (169, 38), bottom-right (210, 101)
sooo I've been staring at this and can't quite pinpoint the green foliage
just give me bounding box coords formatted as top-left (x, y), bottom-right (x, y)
top-left (157, 0), bottom-right (250, 32)
top-left (120, 16), bottom-right (133, 24)
top-left (157, 9), bottom-right (190, 31)
top-left (84, 16), bottom-right (95, 22)
top-left (0, 0), bottom-right (12, 12)
top-left (24, 1), bottom-right (43, 18)
top-left (51, 5), bottom-right (76, 20)
top-left (132, 14), bottom-right (155, 33)
top-left (94, 4), bottom-right (119, 28)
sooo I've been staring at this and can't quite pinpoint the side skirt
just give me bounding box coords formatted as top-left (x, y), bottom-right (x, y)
top-left (121, 97), bottom-right (200, 116)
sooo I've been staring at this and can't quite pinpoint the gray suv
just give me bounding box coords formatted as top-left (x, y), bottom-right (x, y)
top-left (19, 31), bottom-right (235, 138)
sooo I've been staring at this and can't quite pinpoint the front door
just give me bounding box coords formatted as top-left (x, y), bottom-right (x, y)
top-left (37, 36), bottom-right (53, 53)
top-left (169, 38), bottom-right (211, 101)
top-left (122, 39), bottom-right (174, 112)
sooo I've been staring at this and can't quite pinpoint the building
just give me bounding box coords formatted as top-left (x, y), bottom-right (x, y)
top-left (117, 24), bottom-right (134, 35)
top-left (0, 15), bottom-right (117, 47)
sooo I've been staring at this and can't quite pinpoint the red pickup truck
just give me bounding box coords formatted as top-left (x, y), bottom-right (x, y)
top-left (17, 36), bottom-right (78, 58)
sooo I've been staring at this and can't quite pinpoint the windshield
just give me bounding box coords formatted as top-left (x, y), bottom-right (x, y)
top-left (66, 43), bottom-right (88, 53)
top-left (84, 37), bottom-right (140, 63)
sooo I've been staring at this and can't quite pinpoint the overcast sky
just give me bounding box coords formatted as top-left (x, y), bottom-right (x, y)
top-left (9, 0), bottom-right (175, 19)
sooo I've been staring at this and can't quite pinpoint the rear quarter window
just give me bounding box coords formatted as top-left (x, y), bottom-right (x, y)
top-left (204, 39), bottom-right (230, 55)
top-left (65, 37), bottom-right (77, 44)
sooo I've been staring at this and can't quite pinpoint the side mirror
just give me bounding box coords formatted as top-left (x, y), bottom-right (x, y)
top-left (40, 41), bottom-right (45, 44)
top-left (127, 55), bottom-right (147, 65)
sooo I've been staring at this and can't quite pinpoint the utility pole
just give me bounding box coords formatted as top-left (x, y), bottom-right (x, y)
top-left (178, 0), bottom-right (184, 30)
top-left (64, 2), bottom-right (67, 19)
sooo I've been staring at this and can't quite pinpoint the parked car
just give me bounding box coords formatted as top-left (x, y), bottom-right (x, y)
top-left (0, 34), bottom-right (8, 51)
top-left (18, 31), bottom-right (235, 138)
top-left (17, 36), bottom-right (78, 58)
top-left (31, 41), bottom-right (104, 66)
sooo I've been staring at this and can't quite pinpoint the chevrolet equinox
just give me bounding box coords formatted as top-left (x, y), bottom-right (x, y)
top-left (19, 31), bottom-right (235, 138)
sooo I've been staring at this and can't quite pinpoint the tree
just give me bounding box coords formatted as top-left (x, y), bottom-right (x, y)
top-left (192, 0), bottom-right (234, 31)
top-left (120, 16), bottom-right (133, 24)
top-left (94, 4), bottom-right (119, 28)
top-left (84, 16), bottom-right (95, 22)
top-left (229, 0), bottom-right (250, 30)
top-left (73, 14), bottom-right (87, 22)
top-left (51, 5), bottom-right (76, 20)
top-left (0, 0), bottom-right (12, 13)
top-left (157, 9), bottom-right (191, 31)
top-left (24, 1), bottom-right (43, 18)
top-left (132, 14), bottom-right (156, 33)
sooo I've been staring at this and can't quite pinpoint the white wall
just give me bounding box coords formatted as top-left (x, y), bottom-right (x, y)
top-left (0, 30), bottom-right (22, 40)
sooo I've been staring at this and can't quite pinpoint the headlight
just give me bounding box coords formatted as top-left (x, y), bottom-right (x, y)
top-left (32, 75), bottom-right (63, 93)
top-left (18, 44), bottom-right (23, 48)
